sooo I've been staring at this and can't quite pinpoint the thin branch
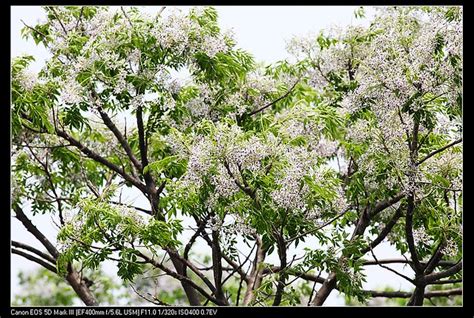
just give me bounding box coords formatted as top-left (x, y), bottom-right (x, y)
top-left (120, 6), bottom-right (134, 27)
top-left (369, 248), bottom-right (415, 284)
top-left (424, 241), bottom-right (445, 274)
top-left (428, 279), bottom-right (462, 285)
top-left (417, 138), bottom-right (462, 166)
top-left (285, 207), bottom-right (351, 244)
top-left (221, 243), bottom-right (256, 286)
top-left (49, 7), bottom-right (68, 34)
top-left (246, 77), bottom-right (301, 117)
top-left (362, 207), bottom-right (402, 254)
top-left (362, 258), bottom-right (456, 267)
top-left (165, 249), bottom-right (217, 295)
top-left (368, 288), bottom-right (461, 299)
top-left (109, 200), bottom-right (152, 215)
top-left (137, 251), bottom-right (220, 305)
top-left (425, 261), bottom-right (462, 283)
top-left (12, 248), bottom-right (57, 274)
top-left (75, 7), bottom-right (84, 30)
top-left (20, 20), bottom-right (47, 39)
top-left (129, 284), bottom-right (170, 306)
top-left (13, 205), bottom-right (59, 259)
top-left (96, 102), bottom-right (142, 172)
top-left (369, 193), bottom-right (405, 217)
top-left (24, 142), bottom-right (65, 225)
top-left (56, 128), bottom-right (146, 193)
top-left (12, 241), bottom-right (56, 264)
top-left (157, 6), bottom-right (166, 18)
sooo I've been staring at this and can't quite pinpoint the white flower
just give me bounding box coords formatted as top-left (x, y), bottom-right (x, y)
top-left (443, 238), bottom-right (458, 258)
top-left (16, 69), bottom-right (37, 91)
top-left (60, 78), bottom-right (83, 104)
top-left (200, 34), bottom-right (228, 58)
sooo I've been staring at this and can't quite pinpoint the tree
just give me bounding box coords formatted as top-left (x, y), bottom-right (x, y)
top-left (11, 6), bottom-right (462, 306)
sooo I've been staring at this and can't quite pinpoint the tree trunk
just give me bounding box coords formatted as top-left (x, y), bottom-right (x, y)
top-left (65, 264), bottom-right (98, 306)
top-left (311, 208), bottom-right (370, 306)
top-left (168, 250), bottom-right (202, 305)
top-left (407, 285), bottom-right (426, 306)
top-left (311, 272), bottom-right (337, 306)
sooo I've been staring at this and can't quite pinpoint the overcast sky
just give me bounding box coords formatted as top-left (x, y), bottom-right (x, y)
top-left (11, 5), bottom-right (415, 306)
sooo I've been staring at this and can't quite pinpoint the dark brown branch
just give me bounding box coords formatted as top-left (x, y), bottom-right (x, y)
top-left (362, 258), bottom-right (456, 267)
top-left (424, 241), bottom-right (445, 275)
top-left (405, 195), bottom-right (423, 273)
top-left (20, 20), bottom-right (47, 39)
top-left (417, 138), bottom-right (462, 166)
top-left (65, 264), bottom-right (99, 306)
top-left (109, 200), bottom-right (152, 215)
top-left (12, 248), bottom-right (57, 274)
top-left (369, 288), bottom-right (462, 299)
top-left (211, 229), bottom-right (228, 305)
top-left (272, 232), bottom-right (287, 306)
top-left (428, 279), bottom-right (462, 285)
top-left (362, 207), bottom-right (402, 254)
top-left (49, 7), bottom-right (68, 34)
top-left (286, 207), bottom-right (351, 244)
top-left (137, 251), bottom-right (220, 305)
top-left (165, 249), bottom-right (217, 296)
top-left (129, 283), bottom-right (170, 306)
top-left (25, 142), bottom-right (65, 225)
top-left (96, 104), bottom-right (142, 172)
top-left (12, 241), bottom-right (56, 264)
top-left (369, 249), bottom-right (415, 284)
top-left (246, 77), bottom-right (300, 117)
top-left (425, 261), bottom-right (462, 283)
top-left (75, 7), bottom-right (84, 30)
top-left (221, 243), bottom-right (256, 286)
top-left (268, 266), bottom-right (461, 300)
top-left (243, 235), bottom-right (266, 305)
top-left (223, 161), bottom-right (254, 199)
top-left (13, 205), bottom-right (59, 259)
top-left (369, 193), bottom-right (405, 217)
top-left (56, 129), bottom-right (146, 192)
top-left (136, 105), bottom-right (149, 169)
top-left (120, 7), bottom-right (134, 27)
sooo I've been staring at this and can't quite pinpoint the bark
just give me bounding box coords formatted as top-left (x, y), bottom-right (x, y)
top-left (407, 285), bottom-right (426, 306)
top-left (65, 264), bottom-right (99, 306)
top-left (311, 207), bottom-right (371, 306)
top-left (243, 236), bottom-right (266, 305)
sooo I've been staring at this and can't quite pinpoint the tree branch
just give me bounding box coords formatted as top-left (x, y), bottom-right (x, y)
top-left (137, 251), bottom-right (221, 305)
top-left (368, 288), bottom-right (461, 299)
top-left (362, 207), bottom-right (402, 254)
top-left (425, 261), bottom-right (462, 283)
top-left (12, 240), bottom-right (56, 264)
top-left (246, 77), bottom-right (300, 117)
top-left (417, 138), bottom-right (462, 166)
top-left (12, 248), bottom-right (57, 274)
top-left (56, 128), bottom-right (146, 192)
top-left (362, 258), bottom-right (456, 267)
top-left (369, 248), bottom-right (415, 284)
top-left (96, 104), bottom-right (142, 172)
top-left (13, 205), bottom-right (59, 259)
top-left (424, 241), bottom-right (445, 275)
top-left (369, 193), bottom-right (404, 217)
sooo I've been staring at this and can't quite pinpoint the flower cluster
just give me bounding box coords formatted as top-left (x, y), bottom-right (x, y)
top-left (413, 228), bottom-right (431, 246)
top-left (60, 77), bottom-right (84, 104)
top-left (443, 238), bottom-right (458, 258)
top-left (15, 68), bottom-right (38, 91)
top-left (270, 146), bottom-right (318, 210)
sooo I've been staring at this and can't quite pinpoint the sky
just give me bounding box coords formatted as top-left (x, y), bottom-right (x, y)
top-left (10, 5), bottom-right (416, 306)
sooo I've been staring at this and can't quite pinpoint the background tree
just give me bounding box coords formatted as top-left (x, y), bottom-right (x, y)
top-left (11, 6), bottom-right (462, 306)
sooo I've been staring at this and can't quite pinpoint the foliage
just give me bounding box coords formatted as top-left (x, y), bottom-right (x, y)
top-left (11, 6), bottom-right (462, 306)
